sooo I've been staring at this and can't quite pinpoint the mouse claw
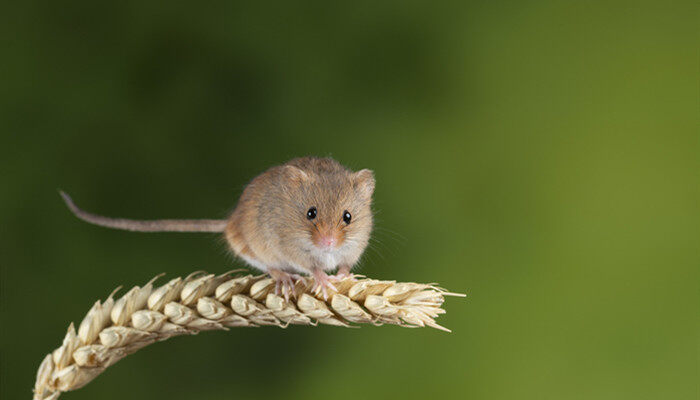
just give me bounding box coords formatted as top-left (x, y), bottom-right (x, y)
top-left (269, 269), bottom-right (299, 301)
top-left (311, 269), bottom-right (337, 301)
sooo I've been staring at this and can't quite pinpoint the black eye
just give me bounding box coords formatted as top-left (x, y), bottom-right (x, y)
top-left (343, 210), bottom-right (352, 224)
top-left (306, 207), bottom-right (317, 220)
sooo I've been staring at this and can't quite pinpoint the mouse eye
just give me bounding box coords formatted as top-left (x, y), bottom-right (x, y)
top-left (306, 207), bottom-right (317, 220)
top-left (342, 210), bottom-right (352, 224)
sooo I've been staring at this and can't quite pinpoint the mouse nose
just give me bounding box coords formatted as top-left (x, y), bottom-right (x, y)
top-left (312, 223), bottom-right (341, 249)
top-left (320, 236), bottom-right (337, 248)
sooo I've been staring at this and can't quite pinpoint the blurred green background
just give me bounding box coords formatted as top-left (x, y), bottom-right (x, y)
top-left (1, 1), bottom-right (697, 399)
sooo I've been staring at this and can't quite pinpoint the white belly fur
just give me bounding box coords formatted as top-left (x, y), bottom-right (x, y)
top-left (238, 250), bottom-right (342, 275)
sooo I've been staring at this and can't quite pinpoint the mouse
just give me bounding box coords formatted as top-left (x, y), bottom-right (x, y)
top-left (60, 157), bottom-right (375, 299)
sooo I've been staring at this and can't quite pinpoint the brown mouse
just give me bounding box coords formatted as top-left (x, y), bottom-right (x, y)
top-left (60, 157), bottom-right (375, 299)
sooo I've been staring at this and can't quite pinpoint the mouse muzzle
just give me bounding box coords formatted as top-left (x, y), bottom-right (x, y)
top-left (311, 222), bottom-right (344, 250)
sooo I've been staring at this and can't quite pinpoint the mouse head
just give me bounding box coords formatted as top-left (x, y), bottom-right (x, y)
top-left (281, 161), bottom-right (375, 260)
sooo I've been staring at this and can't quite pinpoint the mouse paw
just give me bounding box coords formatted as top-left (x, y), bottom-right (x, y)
top-left (311, 269), bottom-right (338, 301)
top-left (330, 265), bottom-right (357, 282)
top-left (268, 268), bottom-right (300, 302)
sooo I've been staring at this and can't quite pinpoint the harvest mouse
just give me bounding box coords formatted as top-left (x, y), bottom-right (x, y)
top-left (60, 157), bottom-right (375, 299)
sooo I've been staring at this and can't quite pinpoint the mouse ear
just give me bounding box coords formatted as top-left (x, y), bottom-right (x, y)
top-left (282, 165), bottom-right (309, 185)
top-left (352, 169), bottom-right (375, 198)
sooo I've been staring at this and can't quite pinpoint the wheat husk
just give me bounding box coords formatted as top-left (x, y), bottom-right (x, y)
top-left (33, 271), bottom-right (465, 400)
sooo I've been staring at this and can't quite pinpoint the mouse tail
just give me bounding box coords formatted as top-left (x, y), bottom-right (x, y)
top-left (59, 191), bottom-right (227, 232)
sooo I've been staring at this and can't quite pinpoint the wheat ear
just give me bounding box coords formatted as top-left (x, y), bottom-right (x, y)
top-left (33, 271), bottom-right (465, 400)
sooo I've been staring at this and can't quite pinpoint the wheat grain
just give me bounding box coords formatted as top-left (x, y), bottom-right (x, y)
top-left (32, 271), bottom-right (465, 400)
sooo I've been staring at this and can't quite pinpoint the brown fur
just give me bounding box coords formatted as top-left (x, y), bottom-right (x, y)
top-left (225, 157), bottom-right (374, 275)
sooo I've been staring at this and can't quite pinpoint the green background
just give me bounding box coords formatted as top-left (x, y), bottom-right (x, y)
top-left (1, 1), bottom-right (697, 399)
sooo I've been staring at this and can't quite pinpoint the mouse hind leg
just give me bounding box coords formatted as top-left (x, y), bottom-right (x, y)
top-left (225, 221), bottom-right (268, 270)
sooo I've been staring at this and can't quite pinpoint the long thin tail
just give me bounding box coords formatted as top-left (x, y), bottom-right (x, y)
top-left (59, 191), bottom-right (227, 232)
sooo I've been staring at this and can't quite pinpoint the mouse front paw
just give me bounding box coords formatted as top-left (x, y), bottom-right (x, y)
top-left (311, 269), bottom-right (338, 301)
top-left (268, 268), bottom-right (301, 302)
top-left (330, 265), bottom-right (357, 281)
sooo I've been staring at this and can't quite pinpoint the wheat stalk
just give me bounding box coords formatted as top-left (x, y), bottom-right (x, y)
top-left (33, 271), bottom-right (465, 400)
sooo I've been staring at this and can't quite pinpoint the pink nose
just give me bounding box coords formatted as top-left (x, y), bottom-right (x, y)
top-left (320, 236), bottom-right (337, 248)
